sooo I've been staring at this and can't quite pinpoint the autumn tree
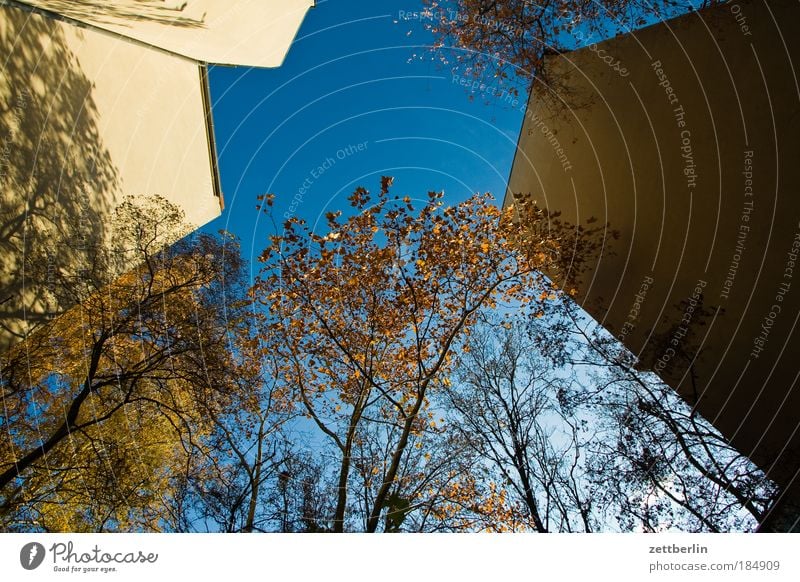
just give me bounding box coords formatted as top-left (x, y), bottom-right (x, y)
top-left (563, 311), bottom-right (779, 532)
top-left (182, 343), bottom-right (302, 533)
top-left (0, 196), bottom-right (249, 531)
top-left (445, 313), bottom-right (598, 532)
top-left (261, 451), bottom-right (338, 533)
top-left (422, 0), bottom-right (719, 96)
top-left (254, 177), bottom-right (604, 532)
top-left (439, 300), bottom-right (778, 532)
top-left (344, 402), bottom-right (522, 532)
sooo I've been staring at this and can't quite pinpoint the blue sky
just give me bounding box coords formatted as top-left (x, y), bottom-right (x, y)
top-left (205, 0), bottom-right (528, 271)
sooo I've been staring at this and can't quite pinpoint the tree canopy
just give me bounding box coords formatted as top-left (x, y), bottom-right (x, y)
top-left (422, 0), bottom-right (720, 96)
top-left (0, 182), bottom-right (777, 532)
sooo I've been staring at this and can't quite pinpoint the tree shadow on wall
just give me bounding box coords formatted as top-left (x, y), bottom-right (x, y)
top-left (0, 5), bottom-right (120, 351)
top-left (634, 294), bottom-right (720, 410)
top-left (16, 0), bottom-right (205, 30)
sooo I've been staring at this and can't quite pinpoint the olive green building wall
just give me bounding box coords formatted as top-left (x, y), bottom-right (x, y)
top-left (507, 0), bottom-right (800, 528)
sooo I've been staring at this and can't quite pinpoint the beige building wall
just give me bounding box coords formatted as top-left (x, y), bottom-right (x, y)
top-left (20, 0), bottom-right (314, 67)
top-left (1, 3), bottom-right (221, 350)
top-left (507, 0), bottom-right (800, 527)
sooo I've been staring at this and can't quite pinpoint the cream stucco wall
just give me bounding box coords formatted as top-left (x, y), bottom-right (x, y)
top-left (507, 0), bottom-right (800, 515)
top-left (1, 3), bottom-right (221, 350)
top-left (21, 0), bottom-right (314, 67)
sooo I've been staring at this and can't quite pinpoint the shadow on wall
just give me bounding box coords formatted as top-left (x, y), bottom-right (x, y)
top-left (19, 0), bottom-right (206, 29)
top-left (0, 7), bottom-right (119, 351)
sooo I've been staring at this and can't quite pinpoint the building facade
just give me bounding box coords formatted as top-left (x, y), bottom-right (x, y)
top-left (0, 0), bottom-right (312, 350)
top-left (507, 0), bottom-right (800, 530)
top-left (18, 0), bottom-right (314, 68)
